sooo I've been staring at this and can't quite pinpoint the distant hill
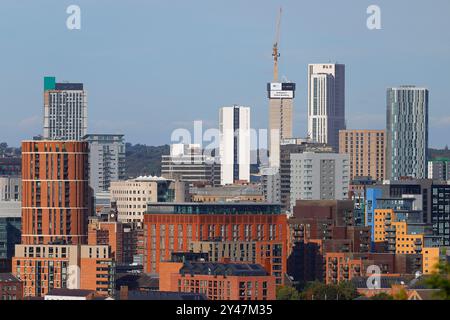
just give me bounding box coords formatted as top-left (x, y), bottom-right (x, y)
top-left (429, 146), bottom-right (450, 160)
top-left (123, 143), bottom-right (261, 178)
top-left (125, 143), bottom-right (169, 178)
top-left (4, 141), bottom-right (449, 178)
top-left (123, 144), bottom-right (450, 178)
top-left (0, 142), bottom-right (21, 157)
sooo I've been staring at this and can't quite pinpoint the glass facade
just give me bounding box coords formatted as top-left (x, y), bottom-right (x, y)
top-left (146, 203), bottom-right (281, 215)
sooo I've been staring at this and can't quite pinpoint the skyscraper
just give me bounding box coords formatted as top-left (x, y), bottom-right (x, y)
top-left (386, 86), bottom-right (428, 180)
top-left (219, 105), bottom-right (250, 185)
top-left (83, 134), bottom-right (126, 194)
top-left (267, 82), bottom-right (296, 168)
top-left (307, 64), bottom-right (346, 151)
top-left (21, 140), bottom-right (90, 245)
top-left (43, 76), bottom-right (88, 140)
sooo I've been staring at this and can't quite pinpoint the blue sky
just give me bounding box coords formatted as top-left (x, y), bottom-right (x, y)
top-left (0, 0), bottom-right (449, 148)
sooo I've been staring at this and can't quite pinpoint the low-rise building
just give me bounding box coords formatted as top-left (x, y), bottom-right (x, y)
top-left (159, 260), bottom-right (276, 300)
top-left (44, 288), bottom-right (96, 300)
top-left (12, 244), bottom-right (115, 298)
top-left (189, 183), bottom-right (264, 203)
top-left (111, 176), bottom-right (187, 227)
top-left (0, 273), bottom-right (23, 300)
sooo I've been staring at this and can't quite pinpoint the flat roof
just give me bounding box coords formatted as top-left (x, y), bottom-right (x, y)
top-left (46, 289), bottom-right (94, 297)
top-left (180, 262), bottom-right (269, 277)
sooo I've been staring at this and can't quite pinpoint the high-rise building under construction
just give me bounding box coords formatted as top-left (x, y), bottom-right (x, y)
top-left (267, 8), bottom-right (296, 168)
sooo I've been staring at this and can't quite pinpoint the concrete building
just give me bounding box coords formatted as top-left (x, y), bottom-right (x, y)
top-left (161, 144), bottom-right (220, 185)
top-left (367, 179), bottom-right (449, 232)
top-left (83, 134), bottom-right (126, 194)
top-left (143, 203), bottom-right (287, 285)
top-left (339, 129), bottom-right (385, 181)
top-left (13, 244), bottom-right (115, 297)
top-left (386, 86), bottom-right (428, 180)
top-left (0, 176), bottom-right (21, 201)
top-left (290, 152), bottom-right (350, 212)
top-left (110, 176), bottom-right (186, 226)
top-left (267, 82), bottom-right (296, 168)
top-left (307, 64), bottom-right (346, 151)
top-left (260, 167), bottom-right (281, 204)
top-left (0, 200), bottom-right (21, 219)
top-left (43, 76), bottom-right (88, 141)
top-left (219, 105), bottom-right (250, 185)
top-left (431, 184), bottom-right (450, 246)
top-left (21, 140), bottom-right (90, 245)
top-left (279, 138), bottom-right (333, 212)
top-left (428, 158), bottom-right (450, 181)
top-left (189, 183), bottom-right (264, 203)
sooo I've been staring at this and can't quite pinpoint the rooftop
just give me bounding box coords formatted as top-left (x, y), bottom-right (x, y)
top-left (45, 289), bottom-right (95, 297)
top-left (0, 273), bottom-right (21, 283)
top-left (120, 290), bottom-right (206, 300)
top-left (179, 262), bottom-right (269, 277)
top-left (145, 202), bottom-right (281, 215)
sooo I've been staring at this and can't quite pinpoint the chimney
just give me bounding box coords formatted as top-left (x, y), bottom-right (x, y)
top-left (119, 285), bottom-right (129, 300)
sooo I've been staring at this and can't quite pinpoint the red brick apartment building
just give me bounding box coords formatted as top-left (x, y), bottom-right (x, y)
top-left (324, 252), bottom-right (420, 284)
top-left (21, 140), bottom-right (90, 245)
top-left (143, 203), bottom-right (288, 285)
top-left (159, 260), bottom-right (276, 300)
top-left (0, 273), bottom-right (23, 300)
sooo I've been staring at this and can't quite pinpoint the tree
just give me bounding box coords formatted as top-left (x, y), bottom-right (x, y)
top-left (337, 281), bottom-right (360, 300)
top-left (299, 281), bottom-right (359, 300)
top-left (425, 260), bottom-right (450, 300)
top-left (370, 292), bottom-right (393, 300)
top-left (276, 285), bottom-right (300, 300)
top-left (393, 288), bottom-right (408, 300)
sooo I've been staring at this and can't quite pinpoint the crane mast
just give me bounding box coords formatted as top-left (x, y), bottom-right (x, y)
top-left (273, 7), bottom-right (282, 82)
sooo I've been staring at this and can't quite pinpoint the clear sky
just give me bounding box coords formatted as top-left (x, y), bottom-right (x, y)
top-left (0, 0), bottom-right (449, 148)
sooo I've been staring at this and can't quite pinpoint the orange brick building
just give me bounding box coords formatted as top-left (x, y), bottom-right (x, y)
top-left (88, 218), bottom-right (124, 264)
top-left (12, 244), bottom-right (114, 297)
top-left (21, 140), bottom-right (90, 245)
top-left (159, 260), bottom-right (276, 300)
top-left (143, 203), bottom-right (287, 285)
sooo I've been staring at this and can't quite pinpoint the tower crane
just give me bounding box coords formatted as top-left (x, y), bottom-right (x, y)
top-left (272, 7), bottom-right (282, 82)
